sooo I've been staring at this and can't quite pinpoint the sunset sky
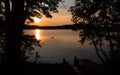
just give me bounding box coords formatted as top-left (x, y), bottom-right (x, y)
top-left (30, 0), bottom-right (75, 26)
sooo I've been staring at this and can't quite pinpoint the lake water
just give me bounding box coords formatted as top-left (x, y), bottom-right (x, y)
top-left (24, 29), bottom-right (101, 64)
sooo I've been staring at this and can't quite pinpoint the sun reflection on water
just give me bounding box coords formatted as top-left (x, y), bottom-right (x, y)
top-left (35, 29), bottom-right (41, 40)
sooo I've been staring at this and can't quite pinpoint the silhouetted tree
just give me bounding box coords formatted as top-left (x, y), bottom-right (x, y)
top-left (70, 0), bottom-right (120, 63)
top-left (0, 0), bottom-right (63, 64)
top-left (21, 35), bottom-right (42, 63)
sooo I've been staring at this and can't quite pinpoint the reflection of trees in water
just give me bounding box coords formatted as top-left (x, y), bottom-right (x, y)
top-left (21, 35), bottom-right (42, 63)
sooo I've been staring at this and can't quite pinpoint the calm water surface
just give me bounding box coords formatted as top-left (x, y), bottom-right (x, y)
top-left (24, 29), bottom-right (101, 64)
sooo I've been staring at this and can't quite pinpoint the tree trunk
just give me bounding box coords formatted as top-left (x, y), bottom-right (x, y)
top-left (5, 0), bottom-right (24, 64)
top-left (91, 33), bottom-right (105, 63)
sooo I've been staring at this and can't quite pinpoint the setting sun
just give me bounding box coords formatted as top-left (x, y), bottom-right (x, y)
top-left (34, 17), bottom-right (42, 23)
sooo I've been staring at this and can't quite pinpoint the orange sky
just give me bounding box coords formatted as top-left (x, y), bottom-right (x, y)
top-left (30, 9), bottom-right (73, 26)
top-left (28, 0), bottom-right (75, 26)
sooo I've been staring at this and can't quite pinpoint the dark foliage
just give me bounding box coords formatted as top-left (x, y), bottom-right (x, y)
top-left (0, 0), bottom-right (62, 64)
top-left (70, 0), bottom-right (120, 63)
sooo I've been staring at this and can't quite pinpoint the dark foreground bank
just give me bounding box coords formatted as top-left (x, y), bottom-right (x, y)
top-left (0, 59), bottom-right (120, 75)
top-left (0, 63), bottom-right (78, 75)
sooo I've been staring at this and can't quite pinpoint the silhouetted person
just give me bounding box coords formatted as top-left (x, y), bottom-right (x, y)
top-left (74, 56), bottom-right (79, 66)
top-left (62, 58), bottom-right (68, 65)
